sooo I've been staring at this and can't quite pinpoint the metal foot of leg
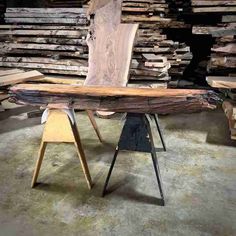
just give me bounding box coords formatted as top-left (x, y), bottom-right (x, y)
top-left (151, 151), bottom-right (165, 206)
top-left (102, 147), bottom-right (119, 197)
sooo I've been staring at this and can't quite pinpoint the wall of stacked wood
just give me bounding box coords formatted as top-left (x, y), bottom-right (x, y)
top-left (0, 0), bottom-right (235, 90)
top-left (0, 8), bottom-right (89, 77)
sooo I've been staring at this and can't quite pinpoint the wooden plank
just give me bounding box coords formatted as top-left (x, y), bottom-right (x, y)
top-left (0, 71), bottom-right (44, 86)
top-left (0, 62), bottom-right (88, 75)
top-left (9, 84), bottom-right (217, 114)
top-left (0, 57), bottom-right (88, 67)
top-left (192, 25), bottom-right (236, 37)
top-left (0, 25), bottom-right (88, 30)
top-left (0, 69), bottom-right (24, 76)
top-left (5, 18), bottom-right (88, 25)
top-left (10, 83), bottom-right (213, 98)
top-left (14, 37), bottom-right (86, 46)
top-left (212, 43), bottom-right (236, 54)
top-left (5, 12), bottom-right (87, 18)
top-left (6, 8), bottom-right (85, 14)
top-left (222, 15), bottom-right (236, 22)
top-left (193, 7), bottom-right (236, 13)
top-left (192, 1), bottom-right (236, 6)
top-left (85, 0), bottom-right (138, 87)
top-left (2, 43), bottom-right (84, 52)
top-left (0, 30), bottom-right (87, 38)
top-left (207, 76), bottom-right (236, 88)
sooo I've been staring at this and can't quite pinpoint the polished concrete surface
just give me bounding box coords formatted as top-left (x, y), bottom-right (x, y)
top-left (0, 101), bottom-right (235, 236)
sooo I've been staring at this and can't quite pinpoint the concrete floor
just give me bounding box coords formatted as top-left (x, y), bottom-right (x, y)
top-left (0, 101), bottom-right (235, 236)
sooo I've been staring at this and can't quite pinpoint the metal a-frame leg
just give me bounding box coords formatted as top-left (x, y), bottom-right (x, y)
top-left (102, 147), bottom-right (119, 197)
top-left (102, 113), bottom-right (165, 205)
top-left (147, 119), bottom-right (165, 206)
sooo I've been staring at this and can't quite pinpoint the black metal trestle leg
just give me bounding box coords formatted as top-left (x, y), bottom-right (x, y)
top-left (102, 113), bottom-right (166, 205)
top-left (102, 147), bottom-right (119, 197)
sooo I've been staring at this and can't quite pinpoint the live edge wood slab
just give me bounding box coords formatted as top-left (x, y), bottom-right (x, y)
top-left (10, 84), bottom-right (217, 114)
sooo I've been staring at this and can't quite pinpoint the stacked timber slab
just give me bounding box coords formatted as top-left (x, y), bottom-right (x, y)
top-left (191, 2), bottom-right (236, 90)
top-left (0, 8), bottom-right (89, 77)
top-left (121, 0), bottom-right (193, 87)
top-left (191, 0), bottom-right (236, 139)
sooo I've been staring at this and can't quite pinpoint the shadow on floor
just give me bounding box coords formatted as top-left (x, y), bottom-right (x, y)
top-left (162, 109), bottom-right (236, 147)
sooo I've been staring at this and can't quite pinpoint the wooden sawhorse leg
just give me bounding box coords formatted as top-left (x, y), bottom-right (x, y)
top-left (31, 109), bottom-right (93, 189)
top-left (86, 110), bottom-right (103, 143)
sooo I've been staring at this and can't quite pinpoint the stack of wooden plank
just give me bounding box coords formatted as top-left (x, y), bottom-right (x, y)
top-left (192, 2), bottom-right (236, 88)
top-left (191, 0), bottom-right (236, 139)
top-left (121, 0), bottom-right (193, 86)
top-left (0, 8), bottom-right (89, 77)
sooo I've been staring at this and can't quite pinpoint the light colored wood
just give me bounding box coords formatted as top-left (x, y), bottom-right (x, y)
top-left (85, 0), bottom-right (138, 87)
top-left (5, 17), bottom-right (87, 25)
top-left (86, 110), bottom-right (103, 143)
top-left (31, 109), bottom-right (92, 189)
top-left (192, 1), bottom-right (236, 6)
top-left (207, 76), bottom-right (236, 88)
top-left (31, 141), bottom-right (47, 188)
top-left (6, 8), bottom-right (85, 14)
top-left (2, 43), bottom-right (84, 52)
top-left (0, 30), bottom-right (87, 37)
top-left (193, 6), bottom-right (236, 13)
top-left (0, 70), bottom-right (44, 86)
top-left (0, 69), bottom-right (24, 77)
top-left (11, 83), bottom-right (212, 98)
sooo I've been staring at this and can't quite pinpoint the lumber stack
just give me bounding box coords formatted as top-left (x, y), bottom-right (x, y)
top-left (191, 0), bottom-right (236, 139)
top-left (192, 1), bottom-right (236, 89)
top-left (0, 8), bottom-right (89, 77)
top-left (121, 0), bottom-right (193, 86)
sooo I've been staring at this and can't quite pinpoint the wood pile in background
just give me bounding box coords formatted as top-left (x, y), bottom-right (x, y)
top-left (191, 0), bottom-right (236, 139)
top-left (121, 0), bottom-right (193, 87)
top-left (191, 0), bottom-right (236, 85)
top-left (0, 8), bottom-right (89, 77)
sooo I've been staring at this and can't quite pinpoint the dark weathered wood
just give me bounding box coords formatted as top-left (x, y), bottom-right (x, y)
top-left (10, 84), bottom-right (217, 114)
